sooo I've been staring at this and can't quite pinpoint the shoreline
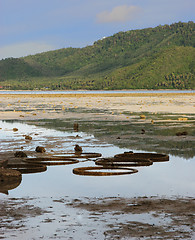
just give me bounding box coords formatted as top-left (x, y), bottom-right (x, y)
top-left (0, 89), bottom-right (194, 95)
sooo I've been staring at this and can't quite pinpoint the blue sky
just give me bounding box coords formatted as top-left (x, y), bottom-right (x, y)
top-left (0, 0), bottom-right (194, 59)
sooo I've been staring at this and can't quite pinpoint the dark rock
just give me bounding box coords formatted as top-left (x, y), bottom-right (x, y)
top-left (0, 160), bottom-right (8, 168)
top-left (74, 144), bottom-right (82, 152)
top-left (25, 135), bottom-right (32, 140)
top-left (176, 131), bottom-right (188, 136)
top-left (35, 146), bottom-right (46, 153)
top-left (14, 151), bottom-right (27, 158)
top-left (74, 123), bottom-right (79, 131)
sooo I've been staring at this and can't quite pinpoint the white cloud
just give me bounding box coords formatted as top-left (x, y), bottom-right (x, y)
top-left (0, 42), bottom-right (55, 60)
top-left (97, 5), bottom-right (141, 23)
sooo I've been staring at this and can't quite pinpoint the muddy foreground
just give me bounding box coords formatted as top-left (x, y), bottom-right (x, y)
top-left (0, 92), bottom-right (195, 239)
top-left (0, 196), bottom-right (194, 239)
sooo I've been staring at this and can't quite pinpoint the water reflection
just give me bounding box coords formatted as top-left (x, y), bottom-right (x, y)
top-left (0, 120), bottom-right (194, 198)
top-left (0, 178), bottom-right (22, 195)
top-left (30, 118), bottom-right (195, 159)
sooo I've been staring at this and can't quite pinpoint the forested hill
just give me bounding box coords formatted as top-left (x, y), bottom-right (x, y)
top-left (0, 21), bottom-right (194, 90)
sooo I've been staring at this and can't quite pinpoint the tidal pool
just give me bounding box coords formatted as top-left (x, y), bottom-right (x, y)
top-left (0, 120), bottom-right (194, 199)
top-left (0, 120), bottom-right (195, 240)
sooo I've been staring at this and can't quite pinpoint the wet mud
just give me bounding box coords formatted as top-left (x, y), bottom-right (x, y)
top-left (0, 196), bottom-right (194, 239)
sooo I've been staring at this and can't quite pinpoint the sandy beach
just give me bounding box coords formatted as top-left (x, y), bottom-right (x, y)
top-left (0, 92), bottom-right (194, 121)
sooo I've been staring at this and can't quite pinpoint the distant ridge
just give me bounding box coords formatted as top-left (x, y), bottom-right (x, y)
top-left (0, 21), bottom-right (194, 90)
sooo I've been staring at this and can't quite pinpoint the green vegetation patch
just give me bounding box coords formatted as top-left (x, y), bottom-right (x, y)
top-left (0, 22), bottom-right (194, 90)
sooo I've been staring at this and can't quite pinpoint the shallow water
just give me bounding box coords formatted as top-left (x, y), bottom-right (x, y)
top-left (0, 120), bottom-right (194, 199)
top-left (0, 90), bottom-right (194, 94)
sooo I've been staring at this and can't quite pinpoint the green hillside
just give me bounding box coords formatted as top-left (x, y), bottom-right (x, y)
top-left (0, 21), bottom-right (194, 90)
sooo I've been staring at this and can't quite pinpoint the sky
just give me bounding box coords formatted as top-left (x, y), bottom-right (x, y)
top-left (0, 0), bottom-right (194, 59)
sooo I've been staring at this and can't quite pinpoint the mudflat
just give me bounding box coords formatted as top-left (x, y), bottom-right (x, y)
top-left (0, 92), bottom-right (194, 239)
top-left (0, 196), bottom-right (194, 239)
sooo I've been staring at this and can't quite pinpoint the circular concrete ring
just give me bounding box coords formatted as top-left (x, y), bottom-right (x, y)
top-left (6, 163), bottom-right (47, 174)
top-left (73, 166), bottom-right (138, 176)
top-left (23, 157), bottom-right (79, 166)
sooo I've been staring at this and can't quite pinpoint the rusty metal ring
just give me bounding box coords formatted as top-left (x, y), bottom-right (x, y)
top-left (95, 157), bottom-right (153, 167)
top-left (6, 163), bottom-right (47, 174)
top-left (23, 157), bottom-right (79, 166)
top-left (73, 166), bottom-right (138, 176)
top-left (53, 152), bottom-right (102, 159)
top-left (114, 153), bottom-right (169, 162)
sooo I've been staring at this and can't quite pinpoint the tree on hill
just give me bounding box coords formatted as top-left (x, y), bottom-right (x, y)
top-left (0, 21), bottom-right (194, 90)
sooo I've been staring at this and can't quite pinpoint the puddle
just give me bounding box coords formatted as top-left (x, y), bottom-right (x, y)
top-left (0, 120), bottom-right (194, 198)
top-left (0, 196), bottom-right (194, 240)
top-left (0, 120), bottom-right (194, 239)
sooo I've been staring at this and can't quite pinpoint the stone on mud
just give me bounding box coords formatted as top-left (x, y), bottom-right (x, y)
top-left (36, 146), bottom-right (46, 153)
top-left (14, 151), bottom-right (27, 158)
